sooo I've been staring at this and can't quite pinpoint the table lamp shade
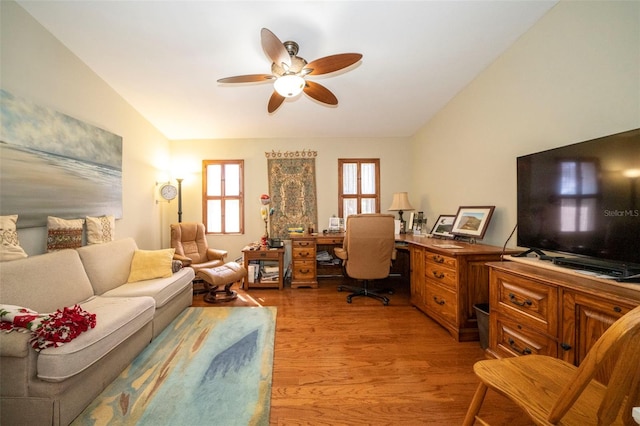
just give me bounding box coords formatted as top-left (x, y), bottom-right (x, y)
top-left (388, 192), bottom-right (414, 212)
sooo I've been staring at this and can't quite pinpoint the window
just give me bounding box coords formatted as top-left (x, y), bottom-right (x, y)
top-left (338, 159), bottom-right (380, 218)
top-left (203, 160), bottom-right (244, 234)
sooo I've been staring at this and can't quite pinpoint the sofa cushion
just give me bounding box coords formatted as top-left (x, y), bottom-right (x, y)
top-left (103, 267), bottom-right (194, 308)
top-left (127, 248), bottom-right (175, 283)
top-left (36, 295), bottom-right (155, 382)
top-left (76, 238), bottom-right (137, 295)
top-left (0, 250), bottom-right (94, 313)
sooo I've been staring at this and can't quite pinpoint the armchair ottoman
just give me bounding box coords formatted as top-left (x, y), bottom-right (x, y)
top-left (196, 262), bottom-right (247, 303)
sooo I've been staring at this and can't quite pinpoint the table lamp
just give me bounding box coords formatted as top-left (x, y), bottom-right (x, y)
top-left (388, 192), bottom-right (414, 234)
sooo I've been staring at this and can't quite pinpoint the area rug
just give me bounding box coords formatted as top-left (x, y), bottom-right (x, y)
top-left (72, 306), bottom-right (277, 426)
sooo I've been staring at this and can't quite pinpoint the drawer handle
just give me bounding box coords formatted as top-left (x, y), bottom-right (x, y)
top-left (560, 343), bottom-right (572, 351)
top-left (432, 255), bottom-right (445, 263)
top-left (299, 269), bottom-right (310, 273)
top-left (508, 293), bottom-right (532, 307)
top-left (432, 271), bottom-right (445, 279)
top-left (508, 338), bottom-right (532, 355)
top-left (432, 296), bottom-right (445, 305)
top-left (300, 252), bottom-right (310, 257)
top-left (300, 242), bottom-right (310, 247)
top-left (613, 306), bottom-right (622, 313)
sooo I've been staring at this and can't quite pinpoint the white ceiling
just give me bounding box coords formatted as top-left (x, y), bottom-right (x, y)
top-left (18, 1), bottom-right (558, 140)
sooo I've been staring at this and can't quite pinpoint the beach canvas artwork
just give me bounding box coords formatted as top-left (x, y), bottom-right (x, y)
top-left (0, 90), bottom-right (122, 228)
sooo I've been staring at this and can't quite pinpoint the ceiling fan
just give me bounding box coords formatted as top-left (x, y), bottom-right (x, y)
top-left (217, 28), bottom-right (363, 113)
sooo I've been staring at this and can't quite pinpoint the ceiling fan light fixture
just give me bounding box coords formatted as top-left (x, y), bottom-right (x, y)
top-left (274, 75), bottom-right (305, 98)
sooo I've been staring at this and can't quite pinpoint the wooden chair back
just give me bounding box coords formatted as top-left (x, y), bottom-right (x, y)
top-left (550, 303), bottom-right (640, 424)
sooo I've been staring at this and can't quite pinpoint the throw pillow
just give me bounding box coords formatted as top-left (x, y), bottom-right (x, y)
top-left (86, 215), bottom-right (115, 244)
top-left (0, 215), bottom-right (28, 261)
top-left (47, 216), bottom-right (84, 252)
top-left (127, 248), bottom-right (175, 282)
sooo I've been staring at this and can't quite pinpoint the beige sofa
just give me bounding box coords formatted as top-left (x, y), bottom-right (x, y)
top-left (0, 238), bottom-right (195, 426)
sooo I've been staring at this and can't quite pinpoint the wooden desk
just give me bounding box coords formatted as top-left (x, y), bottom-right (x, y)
top-left (242, 247), bottom-right (284, 290)
top-left (398, 234), bottom-right (515, 341)
top-left (290, 233), bottom-right (344, 288)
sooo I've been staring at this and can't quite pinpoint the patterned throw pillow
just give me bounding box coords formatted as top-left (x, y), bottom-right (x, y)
top-left (47, 216), bottom-right (84, 252)
top-left (86, 215), bottom-right (115, 244)
top-left (0, 215), bottom-right (28, 261)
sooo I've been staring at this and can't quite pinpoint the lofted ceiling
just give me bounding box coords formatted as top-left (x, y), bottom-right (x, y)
top-left (18, 1), bottom-right (558, 140)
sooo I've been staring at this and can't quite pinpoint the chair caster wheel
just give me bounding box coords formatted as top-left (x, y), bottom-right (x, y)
top-left (347, 297), bottom-right (352, 303)
top-left (338, 286), bottom-right (343, 292)
top-left (383, 298), bottom-right (389, 305)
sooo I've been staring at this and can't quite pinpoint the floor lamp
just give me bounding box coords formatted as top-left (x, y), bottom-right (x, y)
top-left (388, 192), bottom-right (414, 234)
top-left (176, 178), bottom-right (183, 223)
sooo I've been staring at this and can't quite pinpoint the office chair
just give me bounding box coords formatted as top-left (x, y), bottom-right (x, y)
top-left (335, 214), bottom-right (396, 305)
top-left (463, 304), bottom-right (640, 425)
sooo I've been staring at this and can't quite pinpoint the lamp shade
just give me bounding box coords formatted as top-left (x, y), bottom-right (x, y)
top-left (274, 75), bottom-right (305, 97)
top-left (388, 192), bottom-right (414, 211)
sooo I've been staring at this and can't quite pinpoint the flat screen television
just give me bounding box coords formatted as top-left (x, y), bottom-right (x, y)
top-left (516, 128), bottom-right (640, 280)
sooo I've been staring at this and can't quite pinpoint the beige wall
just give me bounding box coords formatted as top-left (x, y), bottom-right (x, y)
top-left (410, 0), bottom-right (639, 248)
top-left (1, 1), bottom-right (172, 254)
top-left (169, 137), bottom-right (411, 259)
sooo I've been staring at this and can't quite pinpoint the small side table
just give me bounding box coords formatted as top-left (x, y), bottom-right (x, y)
top-left (242, 247), bottom-right (284, 290)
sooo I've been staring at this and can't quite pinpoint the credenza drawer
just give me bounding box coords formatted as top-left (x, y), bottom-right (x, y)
top-left (292, 239), bottom-right (314, 248)
top-left (493, 270), bottom-right (558, 335)
top-left (292, 260), bottom-right (316, 280)
top-left (493, 315), bottom-right (558, 358)
top-left (425, 282), bottom-right (457, 325)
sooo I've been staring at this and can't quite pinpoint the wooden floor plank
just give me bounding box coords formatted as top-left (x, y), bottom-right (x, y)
top-left (192, 277), bottom-right (529, 425)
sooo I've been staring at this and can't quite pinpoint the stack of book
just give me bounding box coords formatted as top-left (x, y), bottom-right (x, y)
top-left (260, 265), bottom-right (279, 282)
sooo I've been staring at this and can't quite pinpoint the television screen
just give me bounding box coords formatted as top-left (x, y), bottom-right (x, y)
top-left (517, 128), bottom-right (640, 270)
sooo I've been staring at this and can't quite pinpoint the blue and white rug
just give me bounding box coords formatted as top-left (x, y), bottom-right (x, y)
top-left (72, 307), bottom-right (277, 425)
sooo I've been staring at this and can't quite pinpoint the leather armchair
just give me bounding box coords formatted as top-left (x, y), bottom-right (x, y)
top-left (170, 222), bottom-right (227, 272)
top-left (335, 214), bottom-right (396, 305)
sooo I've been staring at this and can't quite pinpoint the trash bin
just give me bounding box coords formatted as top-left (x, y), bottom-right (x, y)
top-left (474, 303), bottom-right (490, 350)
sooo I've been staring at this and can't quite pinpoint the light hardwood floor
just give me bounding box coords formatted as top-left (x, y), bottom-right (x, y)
top-left (192, 277), bottom-right (529, 425)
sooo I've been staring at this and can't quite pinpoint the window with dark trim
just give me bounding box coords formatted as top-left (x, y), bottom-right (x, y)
top-left (203, 160), bottom-right (244, 234)
top-left (338, 158), bottom-right (380, 218)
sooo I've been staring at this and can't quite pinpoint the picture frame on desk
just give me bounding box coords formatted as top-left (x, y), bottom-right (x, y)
top-left (451, 206), bottom-right (495, 239)
top-left (431, 214), bottom-right (455, 239)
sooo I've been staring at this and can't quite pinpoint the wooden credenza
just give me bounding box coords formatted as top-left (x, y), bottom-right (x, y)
top-left (486, 259), bottom-right (640, 379)
top-left (403, 236), bottom-right (511, 342)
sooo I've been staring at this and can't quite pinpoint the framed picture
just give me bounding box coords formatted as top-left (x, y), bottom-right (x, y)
top-left (430, 214), bottom-right (456, 238)
top-left (329, 217), bottom-right (341, 231)
top-left (451, 206), bottom-right (495, 239)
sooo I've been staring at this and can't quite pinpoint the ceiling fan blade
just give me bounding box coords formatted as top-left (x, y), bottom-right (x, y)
top-left (303, 81), bottom-right (338, 106)
top-left (304, 53), bottom-right (363, 75)
top-left (261, 28), bottom-right (291, 68)
top-left (268, 91), bottom-right (286, 113)
top-left (217, 74), bottom-right (274, 83)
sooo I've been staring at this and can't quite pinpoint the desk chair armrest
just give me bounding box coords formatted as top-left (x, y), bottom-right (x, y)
top-left (207, 248), bottom-right (228, 261)
top-left (334, 247), bottom-right (347, 261)
top-left (392, 248), bottom-right (397, 261)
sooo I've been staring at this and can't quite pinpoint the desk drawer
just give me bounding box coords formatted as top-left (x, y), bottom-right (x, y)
top-left (316, 236), bottom-right (343, 245)
top-left (292, 239), bottom-right (314, 248)
top-left (424, 263), bottom-right (457, 289)
top-left (293, 247), bottom-right (315, 260)
top-left (292, 260), bottom-right (316, 280)
top-left (425, 282), bottom-right (457, 325)
top-left (425, 252), bottom-right (457, 269)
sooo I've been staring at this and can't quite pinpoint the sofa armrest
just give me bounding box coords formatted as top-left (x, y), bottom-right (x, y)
top-left (0, 332), bottom-right (31, 358)
top-left (206, 248), bottom-right (228, 261)
top-left (173, 254), bottom-right (193, 267)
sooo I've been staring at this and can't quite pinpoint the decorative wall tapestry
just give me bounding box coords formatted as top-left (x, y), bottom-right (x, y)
top-left (266, 150), bottom-right (318, 240)
top-left (0, 90), bottom-right (123, 228)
